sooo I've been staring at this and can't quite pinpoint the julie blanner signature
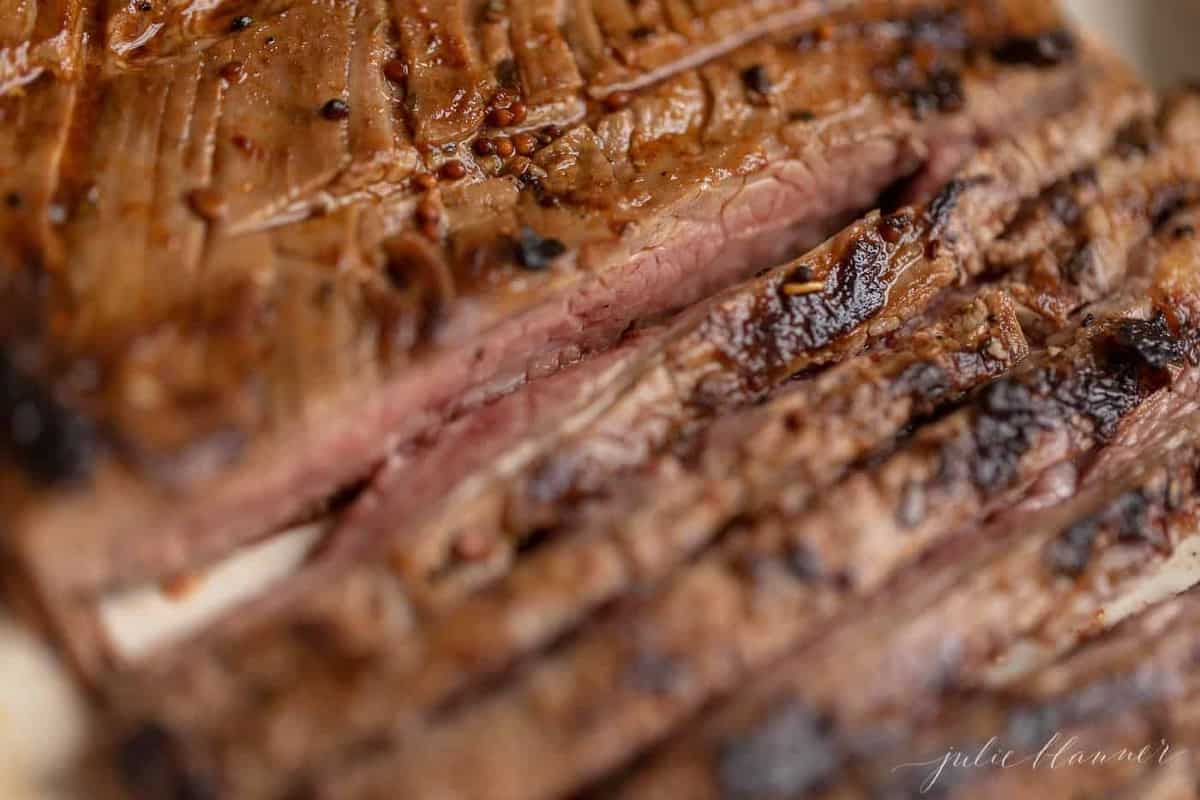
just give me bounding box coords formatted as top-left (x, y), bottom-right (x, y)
top-left (892, 733), bottom-right (1185, 794)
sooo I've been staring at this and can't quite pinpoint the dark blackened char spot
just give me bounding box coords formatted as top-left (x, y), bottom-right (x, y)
top-left (925, 178), bottom-right (968, 232)
top-left (991, 29), bottom-right (1077, 68)
top-left (1110, 489), bottom-right (1155, 544)
top-left (1045, 517), bottom-right (1098, 576)
top-left (905, 68), bottom-right (965, 117)
top-left (786, 237), bottom-right (889, 350)
top-left (877, 211), bottom-right (912, 244)
top-left (0, 350), bottom-right (94, 484)
top-left (717, 701), bottom-right (839, 800)
top-left (965, 378), bottom-right (1038, 490)
top-left (118, 721), bottom-right (219, 800)
top-left (898, 362), bottom-right (950, 408)
top-left (1113, 313), bottom-right (1186, 369)
top-left (956, 322), bottom-right (1165, 493)
top-left (706, 234), bottom-right (890, 392)
top-left (1060, 361), bottom-right (1143, 441)
top-left (514, 226), bottom-right (567, 270)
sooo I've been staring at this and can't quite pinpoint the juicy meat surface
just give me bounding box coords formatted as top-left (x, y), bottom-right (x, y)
top-left (104, 68), bottom-right (1200, 800)
top-left (0, 0), bottom-right (1109, 667)
top-left (9, 3), bottom-right (1200, 800)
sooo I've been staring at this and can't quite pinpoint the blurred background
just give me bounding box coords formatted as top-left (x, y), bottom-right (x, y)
top-left (1064, 0), bottom-right (1200, 87)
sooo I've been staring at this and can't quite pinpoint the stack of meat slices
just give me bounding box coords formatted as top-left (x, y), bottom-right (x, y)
top-left (4, 1), bottom-right (1200, 798)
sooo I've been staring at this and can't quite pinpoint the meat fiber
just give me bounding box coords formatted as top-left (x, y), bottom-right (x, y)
top-left (1, 0), bottom-right (1127, 680)
top-left (101, 66), bottom-right (1178, 800)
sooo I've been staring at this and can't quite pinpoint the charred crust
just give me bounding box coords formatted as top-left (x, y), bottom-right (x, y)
top-left (991, 29), bottom-right (1077, 68)
top-left (1110, 489), bottom-right (1156, 545)
top-left (957, 324), bottom-right (1164, 494)
top-left (1045, 518), bottom-right (1099, 577)
top-left (717, 233), bottom-right (891, 393)
top-left (963, 378), bottom-right (1038, 490)
top-left (877, 211), bottom-right (912, 243)
top-left (904, 68), bottom-right (965, 118)
top-left (1112, 313), bottom-right (1187, 370)
top-left (785, 237), bottom-right (889, 350)
top-left (717, 701), bottom-right (839, 800)
top-left (0, 350), bottom-right (95, 485)
top-left (898, 361), bottom-right (950, 408)
top-left (926, 178), bottom-right (970, 231)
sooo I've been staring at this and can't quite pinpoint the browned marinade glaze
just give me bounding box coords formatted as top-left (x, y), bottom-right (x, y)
top-left (99, 72), bottom-right (1172, 800)
top-left (9, 3), bottom-right (1200, 800)
top-left (0, 0), bottom-right (1108, 681)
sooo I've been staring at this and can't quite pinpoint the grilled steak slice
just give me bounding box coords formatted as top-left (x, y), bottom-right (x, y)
top-left (614, 412), bottom-right (1200, 799)
top-left (102, 75), bottom-right (1163, 799)
top-left (306, 249), bottom-right (1196, 800)
top-left (4, 1), bottom-right (1109, 635)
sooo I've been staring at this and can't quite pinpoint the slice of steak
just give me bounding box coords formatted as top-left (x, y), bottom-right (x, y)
top-left (406, 81), bottom-right (1200, 609)
top-left (4, 2), bottom-right (1120, 655)
top-left (305, 48), bottom-right (1159, 607)
top-left (317, 267), bottom-right (1195, 800)
top-left (614, 412), bottom-right (1200, 800)
top-left (103, 76), bottom-right (1158, 799)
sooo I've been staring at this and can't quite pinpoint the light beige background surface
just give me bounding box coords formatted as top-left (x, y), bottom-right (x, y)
top-left (1064, 0), bottom-right (1200, 86)
top-left (0, 4), bottom-right (1196, 799)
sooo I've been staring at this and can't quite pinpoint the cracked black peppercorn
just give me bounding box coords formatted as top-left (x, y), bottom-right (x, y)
top-left (229, 15), bottom-right (253, 32)
top-left (320, 99), bottom-right (351, 121)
